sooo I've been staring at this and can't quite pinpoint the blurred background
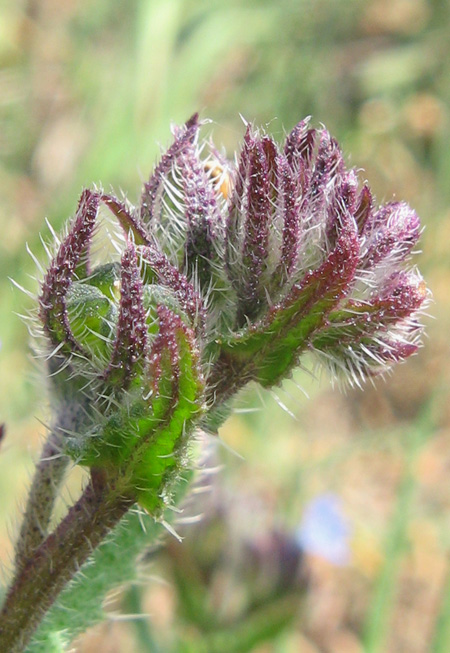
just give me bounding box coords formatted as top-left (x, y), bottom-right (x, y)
top-left (1, 0), bottom-right (449, 651)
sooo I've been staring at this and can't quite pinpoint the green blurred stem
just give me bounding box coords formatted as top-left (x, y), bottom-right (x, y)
top-left (14, 430), bottom-right (70, 572)
top-left (124, 585), bottom-right (162, 653)
top-left (0, 469), bottom-right (134, 653)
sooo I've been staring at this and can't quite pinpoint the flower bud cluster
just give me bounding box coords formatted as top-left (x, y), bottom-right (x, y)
top-left (35, 115), bottom-right (428, 512)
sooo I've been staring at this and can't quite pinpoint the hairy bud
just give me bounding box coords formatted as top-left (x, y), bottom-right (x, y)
top-left (34, 115), bottom-right (429, 511)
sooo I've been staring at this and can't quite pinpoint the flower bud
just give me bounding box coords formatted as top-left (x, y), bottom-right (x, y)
top-left (360, 201), bottom-right (421, 269)
top-left (38, 193), bottom-right (205, 516)
top-left (39, 189), bottom-right (99, 354)
top-left (34, 115), bottom-right (429, 508)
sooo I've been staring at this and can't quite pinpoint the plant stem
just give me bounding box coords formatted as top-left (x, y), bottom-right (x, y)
top-left (124, 584), bottom-right (162, 653)
top-left (0, 470), bottom-right (134, 653)
top-left (14, 430), bottom-right (70, 572)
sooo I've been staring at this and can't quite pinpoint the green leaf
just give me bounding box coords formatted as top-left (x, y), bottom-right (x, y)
top-left (66, 283), bottom-right (117, 360)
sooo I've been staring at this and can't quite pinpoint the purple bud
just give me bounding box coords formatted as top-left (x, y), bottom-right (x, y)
top-left (103, 244), bottom-right (148, 389)
top-left (148, 306), bottom-right (181, 396)
top-left (274, 154), bottom-right (301, 283)
top-left (36, 115), bottom-right (429, 420)
top-left (354, 184), bottom-right (373, 233)
top-left (378, 270), bottom-right (427, 313)
top-left (310, 130), bottom-right (344, 205)
top-left (102, 194), bottom-right (150, 245)
top-left (325, 170), bottom-right (358, 246)
top-left (39, 189), bottom-right (99, 351)
top-left (284, 117), bottom-right (316, 170)
top-left (361, 201), bottom-right (421, 269)
top-left (225, 125), bottom-right (255, 276)
top-left (225, 128), bottom-right (278, 324)
top-left (237, 138), bottom-right (273, 322)
top-left (140, 244), bottom-right (206, 332)
top-left (140, 114), bottom-right (200, 224)
top-left (277, 206), bottom-right (360, 330)
top-left (374, 340), bottom-right (420, 365)
top-left (176, 140), bottom-right (222, 282)
top-left (318, 271), bottom-right (426, 345)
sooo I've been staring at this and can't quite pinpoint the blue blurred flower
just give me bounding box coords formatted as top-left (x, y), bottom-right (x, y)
top-left (296, 493), bottom-right (352, 566)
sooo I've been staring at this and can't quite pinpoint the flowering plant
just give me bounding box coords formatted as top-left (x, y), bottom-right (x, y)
top-left (0, 115), bottom-right (428, 652)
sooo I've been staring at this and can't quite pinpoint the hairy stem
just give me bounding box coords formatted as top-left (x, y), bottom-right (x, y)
top-left (206, 353), bottom-right (249, 406)
top-left (0, 470), bottom-right (134, 653)
top-left (14, 430), bottom-right (70, 572)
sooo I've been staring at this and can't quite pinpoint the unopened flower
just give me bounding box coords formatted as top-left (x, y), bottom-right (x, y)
top-left (34, 114), bottom-right (429, 512)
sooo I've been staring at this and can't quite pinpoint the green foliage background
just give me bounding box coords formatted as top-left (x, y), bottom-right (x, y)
top-left (1, 1), bottom-right (449, 651)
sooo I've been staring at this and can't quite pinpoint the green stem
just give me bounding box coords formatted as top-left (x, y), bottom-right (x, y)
top-left (124, 585), bottom-right (162, 653)
top-left (29, 472), bottom-right (193, 650)
top-left (0, 470), bottom-right (134, 653)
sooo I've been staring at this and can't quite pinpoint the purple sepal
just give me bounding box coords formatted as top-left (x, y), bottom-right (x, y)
top-left (377, 271), bottom-right (427, 315)
top-left (237, 138), bottom-right (273, 322)
top-left (309, 130), bottom-right (344, 208)
top-left (361, 202), bottom-right (421, 269)
top-left (177, 139), bottom-right (222, 280)
top-left (325, 170), bottom-right (358, 247)
top-left (146, 304), bottom-right (203, 411)
top-left (354, 184), bottom-right (373, 233)
top-left (225, 125), bottom-right (255, 278)
top-left (104, 244), bottom-right (148, 389)
top-left (284, 117), bottom-right (316, 170)
top-left (357, 339), bottom-right (420, 379)
top-left (139, 244), bottom-right (206, 332)
top-left (274, 154), bottom-right (301, 284)
top-left (269, 208), bottom-right (360, 334)
top-left (374, 341), bottom-right (419, 365)
top-left (315, 271), bottom-right (426, 351)
top-left (139, 114), bottom-right (200, 224)
top-left (148, 306), bottom-right (180, 396)
top-left (102, 194), bottom-right (151, 245)
top-left (39, 189), bottom-right (99, 351)
top-left (215, 209), bottom-right (360, 388)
